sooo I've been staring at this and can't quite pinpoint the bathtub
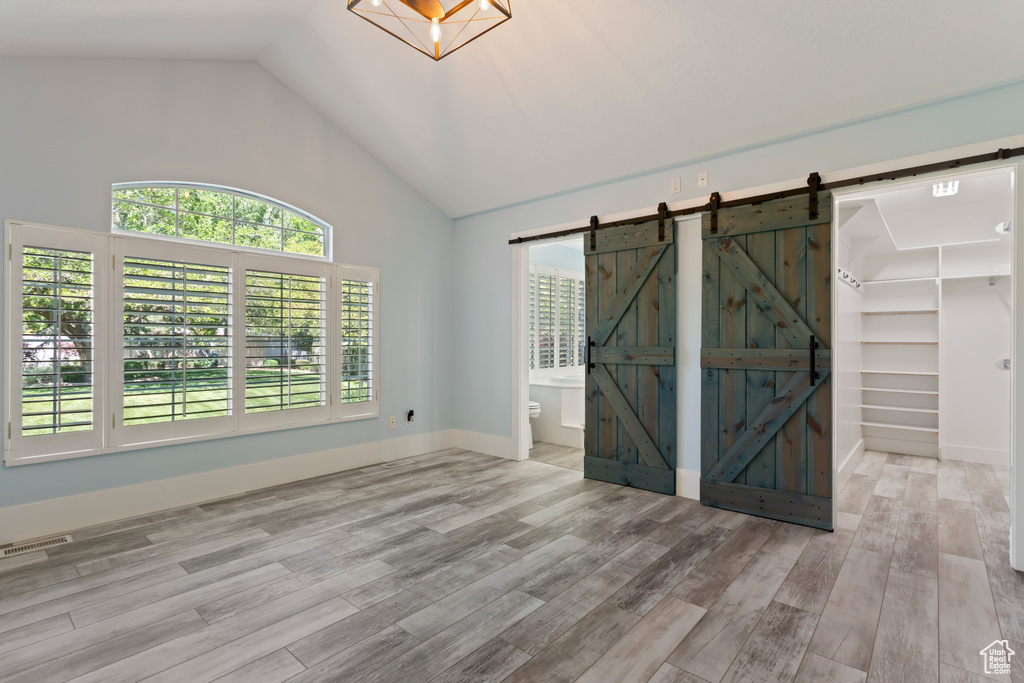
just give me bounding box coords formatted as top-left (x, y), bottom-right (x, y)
top-left (529, 374), bottom-right (585, 448)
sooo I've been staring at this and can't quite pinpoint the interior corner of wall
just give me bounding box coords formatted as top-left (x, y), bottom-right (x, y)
top-left (677, 468), bottom-right (700, 501)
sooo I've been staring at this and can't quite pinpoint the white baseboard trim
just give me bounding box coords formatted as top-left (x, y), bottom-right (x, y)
top-left (451, 429), bottom-right (518, 461)
top-left (836, 439), bottom-right (866, 495)
top-left (677, 468), bottom-right (700, 501)
top-left (940, 444), bottom-right (1010, 467)
top-left (0, 429), bottom-right (457, 546)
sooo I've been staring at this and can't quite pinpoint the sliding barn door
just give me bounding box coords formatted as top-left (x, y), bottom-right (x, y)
top-left (700, 196), bottom-right (834, 529)
top-left (584, 219), bottom-right (676, 495)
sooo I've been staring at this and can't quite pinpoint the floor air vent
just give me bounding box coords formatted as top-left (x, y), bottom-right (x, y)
top-left (381, 461), bottom-right (409, 469)
top-left (3, 535), bottom-right (72, 557)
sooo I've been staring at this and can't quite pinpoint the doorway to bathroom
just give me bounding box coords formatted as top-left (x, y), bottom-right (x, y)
top-left (525, 237), bottom-right (587, 470)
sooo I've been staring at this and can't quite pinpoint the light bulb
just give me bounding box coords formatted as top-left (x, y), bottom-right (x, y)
top-left (371, 0), bottom-right (381, 5)
top-left (430, 17), bottom-right (440, 43)
top-left (479, 0), bottom-right (489, 9)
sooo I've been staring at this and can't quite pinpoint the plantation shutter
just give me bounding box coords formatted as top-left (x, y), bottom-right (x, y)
top-left (239, 255), bottom-right (329, 428)
top-left (529, 273), bottom-right (537, 370)
top-left (536, 271), bottom-right (556, 369)
top-left (336, 265), bottom-right (379, 419)
top-left (8, 225), bottom-right (108, 461)
top-left (114, 239), bottom-right (234, 445)
top-left (558, 276), bottom-right (576, 367)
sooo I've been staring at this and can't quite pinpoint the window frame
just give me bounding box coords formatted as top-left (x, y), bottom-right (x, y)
top-left (528, 264), bottom-right (586, 378)
top-left (4, 219), bottom-right (379, 467)
top-left (111, 182), bottom-right (333, 262)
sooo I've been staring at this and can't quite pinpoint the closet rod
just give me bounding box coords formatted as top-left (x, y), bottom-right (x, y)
top-left (509, 145), bottom-right (1024, 246)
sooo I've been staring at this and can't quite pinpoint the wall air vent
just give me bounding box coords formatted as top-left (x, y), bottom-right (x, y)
top-left (2, 535), bottom-right (72, 557)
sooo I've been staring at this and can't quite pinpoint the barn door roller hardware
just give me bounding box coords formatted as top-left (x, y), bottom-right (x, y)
top-left (808, 172), bottom-right (821, 221)
top-left (708, 192), bottom-right (721, 235)
top-left (658, 202), bottom-right (668, 242)
top-left (510, 144), bottom-right (1023, 246)
top-left (589, 215), bottom-right (599, 251)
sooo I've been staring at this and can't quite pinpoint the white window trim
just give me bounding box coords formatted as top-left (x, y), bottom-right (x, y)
top-left (529, 264), bottom-right (585, 378)
top-left (111, 181), bottom-right (333, 261)
top-left (4, 219), bottom-right (379, 467)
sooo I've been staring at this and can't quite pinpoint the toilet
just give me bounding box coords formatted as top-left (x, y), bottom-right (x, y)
top-left (528, 401), bottom-right (541, 449)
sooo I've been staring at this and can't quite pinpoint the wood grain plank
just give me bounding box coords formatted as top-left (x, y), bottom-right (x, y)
top-left (585, 251), bottom-right (598, 461)
top-left (396, 534), bottom-right (588, 640)
top-left (891, 505), bottom-right (938, 580)
top-left (611, 524), bottom-right (731, 616)
top-left (938, 460), bottom-right (973, 503)
top-left (852, 495), bottom-right (902, 555)
top-left (760, 521), bottom-right (816, 561)
top-left (743, 228), bottom-right (779, 489)
top-left (701, 238), bottom-right (721, 477)
top-left (592, 244), bottom-right (666, 347)
top-left (213, 649), bottom-right (305, 683)
top-left (360, 590), bottom-right (544, 683)
top-left (775, 225), bottom-right (808, 495)
top-left (804, 222), bottom-right (832, 503)
top-left (658, 240), bottom-right (677, 473)
top-left (904, 471), bottom-right (939, 512)
top-left (796, 652), bottom-right (866, 683)
top-left (431, 637), bottom-right (531, 683)
top-left (667, 551), bottom-right (795, 682)
top-left (867, 568), bottom-right (938, 683)
top-left (721, 600), bottom-right (819, 683)
top-left (499, 540), bottom-right (668, 655)
top-left (576, 596), bottom-right (706, 683)
top-left (774, 528), bottom-right (855, 615)
top-left (502, 602), bottom-right (641, 683)
top-left (617, 244), bottom-right (639, 467)
top-left (937, 499), bottom-right (984, 561)
top-left (703, 194), bottom-right (833, 238)
top-left (873, 464), bottom-right (910, 499)
top-left (807, 546), bottom-right (890, 671)
top-left (670, 517), bottom-right (778, 608)
top-left (286, 625), bottom-right (419, 683)
top-left (938, 552), bottom-right (1005, 678)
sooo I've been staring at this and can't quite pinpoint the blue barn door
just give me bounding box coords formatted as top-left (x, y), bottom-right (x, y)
top-left (584, 215), bottom-right (676, 495)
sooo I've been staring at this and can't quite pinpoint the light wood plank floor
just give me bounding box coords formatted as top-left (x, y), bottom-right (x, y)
top-left (529, 441), bottom-right (584, 471)
top-left (0, 449), bottom-right (1019, 682)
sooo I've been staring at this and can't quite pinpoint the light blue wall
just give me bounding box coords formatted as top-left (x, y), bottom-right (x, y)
top-left (0, 57), bottom-right (456, 508)
top-left (529, 242), bottom-right (585, 272)
top-left (453, 80), bottom-right (1024, 473)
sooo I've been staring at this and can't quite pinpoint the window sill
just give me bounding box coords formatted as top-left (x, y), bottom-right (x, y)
top-left (3, 408), bottom-right (379, 467)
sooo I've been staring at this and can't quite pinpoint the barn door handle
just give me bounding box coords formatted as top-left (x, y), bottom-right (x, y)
top-left (809, 334), bottom-right (817, 386)
top-left (587, 337), bottom-right (595, 374)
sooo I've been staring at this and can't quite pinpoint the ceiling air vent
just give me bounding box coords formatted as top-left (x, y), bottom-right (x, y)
top-left (2, 535), bottom-right (72, 557)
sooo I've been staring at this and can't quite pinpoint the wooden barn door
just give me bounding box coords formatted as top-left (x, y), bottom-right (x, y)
top-left (584, 216), bottom-right (676, 495)
top-left (700, 194), bottom-right (834, 529)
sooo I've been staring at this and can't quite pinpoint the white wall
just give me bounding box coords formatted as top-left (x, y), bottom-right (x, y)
top-left (941, 277), bottom-right (1013, 465)
top-left (0, 57), bottom-right (455, 510)
top-left (835, 231), bottom-right (865, 470)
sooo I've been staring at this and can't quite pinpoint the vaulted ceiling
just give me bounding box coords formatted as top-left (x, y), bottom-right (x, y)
top-left (2, 0), bottom-right (1023, 218)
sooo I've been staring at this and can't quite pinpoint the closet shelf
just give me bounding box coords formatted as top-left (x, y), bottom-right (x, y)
top-left (861, 309), bottom-right (939, 316)
top-left (861, 404), bottom-right (939, 414)
top-left (942, 272), bottom-right (1010, 281)
top-left (860, 421), bottom-right (939, 433)
top-left (861, 277), bottom-right (939, 284)
top-left (860, 387), bottom-right (938, 395)
top-left (861, 370), bottom-right (939, 376)
top-left (860, 341), bottom-right (939, 345)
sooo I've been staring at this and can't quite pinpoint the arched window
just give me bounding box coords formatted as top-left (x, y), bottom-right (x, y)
top-left (112, 182), bottom-right (330, 258)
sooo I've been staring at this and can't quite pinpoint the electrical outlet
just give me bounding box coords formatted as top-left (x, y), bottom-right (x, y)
top-left (697, 171), bottom-right (709, 189)
top-left (389, 416), bottom-right (396, 430)
top-left (671, 177), bottom-right (681, 194)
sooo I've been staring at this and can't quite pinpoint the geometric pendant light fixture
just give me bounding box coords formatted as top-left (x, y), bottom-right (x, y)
top-left (348, 0), bottom-right (511, 61)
